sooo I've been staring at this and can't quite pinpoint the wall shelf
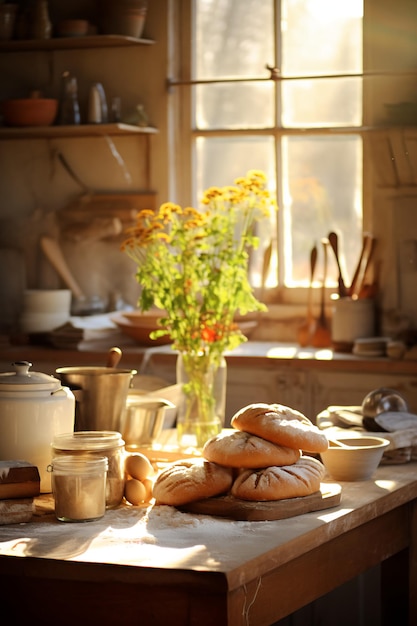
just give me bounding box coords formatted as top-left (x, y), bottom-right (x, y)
top-left (0, 123), bottom-right (158, 140)
top-left (0, 35), bottom-right (155, 53)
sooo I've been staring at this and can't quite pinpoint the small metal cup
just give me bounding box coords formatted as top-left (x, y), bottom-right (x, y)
top-left (121, 393), bottom-right (175, 449)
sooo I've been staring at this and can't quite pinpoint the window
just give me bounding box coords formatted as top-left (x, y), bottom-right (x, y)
top-left (173, 0), bottom-right (364, 301)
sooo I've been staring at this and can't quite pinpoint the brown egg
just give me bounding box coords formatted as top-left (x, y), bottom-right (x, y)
top-left (125, 453), bottom-right (154, 482)
top-left (142, 477), bottom-right (154, 503)
top-left (124, 478), bottom-right (147, 505)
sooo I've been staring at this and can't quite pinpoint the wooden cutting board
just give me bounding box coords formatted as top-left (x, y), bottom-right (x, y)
top-left (179, 483), bottom-right (341, 521)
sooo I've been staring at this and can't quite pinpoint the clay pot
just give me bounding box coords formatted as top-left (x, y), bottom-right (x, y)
top-left (2, 97), bottom-right (58, 127)
top-left (99, 0), bottom-right (148, 39)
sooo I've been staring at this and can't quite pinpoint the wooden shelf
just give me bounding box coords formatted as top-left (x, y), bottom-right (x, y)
top-left (0, 35), bottom-right (155, 53)
top-left (0, 123), bottom-right (158, 140)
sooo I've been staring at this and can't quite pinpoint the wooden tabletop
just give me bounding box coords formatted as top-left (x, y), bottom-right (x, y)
top-left (0, 462), bottom-right (416, 625)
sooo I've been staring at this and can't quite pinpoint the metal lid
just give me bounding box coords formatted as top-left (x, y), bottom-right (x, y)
top-left (52, 430), bottom-right (125, 451)
top-left (0, 361), bottom-right (62, 392)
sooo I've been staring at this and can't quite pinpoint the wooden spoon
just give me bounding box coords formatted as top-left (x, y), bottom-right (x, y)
top-left (351, 234), bottom-right (375, 300)
top-left (328, 231), bottom-right (348, 298)
top-left (311, 238), bottom-right (332, 348)
top-left (297, 243), bottom-right (317, 347)
top-left (349, 232), bottom-right (371, 297)
top-left (106, 346), bottom-right (122, 368)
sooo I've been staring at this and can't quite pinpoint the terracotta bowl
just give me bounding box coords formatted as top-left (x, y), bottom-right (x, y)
top-left (2, 98), bottom-right (58, 127)
top-left (110, 311), bottom-right (171, 346)
top-left (320, 436), bottom-right (390, 481)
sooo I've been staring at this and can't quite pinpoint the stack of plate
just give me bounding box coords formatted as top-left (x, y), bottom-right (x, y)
top-left (352, 336), bottom-right (389, 357)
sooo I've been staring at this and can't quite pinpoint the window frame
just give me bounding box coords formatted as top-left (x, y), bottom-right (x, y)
top-left (169, 0), bottom-right (370, 305)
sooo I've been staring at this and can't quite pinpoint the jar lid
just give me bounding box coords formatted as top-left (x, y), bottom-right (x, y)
top-left (50, 455), bottom-right (108, 474)
top-left (52, 430), bottom-right (125, 451)
top-left (0, 361), bottom-right (62, 392)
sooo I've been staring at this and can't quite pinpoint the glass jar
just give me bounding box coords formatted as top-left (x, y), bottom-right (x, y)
top-left (58, 71), bottom-right (81, 125)
top-left (50, 455), bottom-right (108, 522)
top-left (51, 431), bottom-right (125, 508)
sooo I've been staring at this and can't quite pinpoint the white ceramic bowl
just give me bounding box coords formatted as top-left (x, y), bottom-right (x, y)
top-left (23, 289), bottom-right (72, 314)
top-left (20, 311), bottom-right (70, 333)
top-left (320, 436), bottom-right (390, 481)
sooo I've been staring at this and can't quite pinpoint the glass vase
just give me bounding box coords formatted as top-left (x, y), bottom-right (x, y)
top-left (176, 351), bottom-right (227, 450)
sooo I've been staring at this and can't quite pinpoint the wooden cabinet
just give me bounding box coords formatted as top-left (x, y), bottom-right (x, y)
top-left (225, 365), bottom-right (308, 425)
top-left (308, 369), bottom-right (417, 418)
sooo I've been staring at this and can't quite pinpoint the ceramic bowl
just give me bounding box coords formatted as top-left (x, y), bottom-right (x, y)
top-left (110, 311), bottom-right (171, 346)
top-left (22, 289), bottom-right (72, 314)
top-left (320, 436), bottom-right (390, 481)
top-left (2, 98), bottom-right (58, 127)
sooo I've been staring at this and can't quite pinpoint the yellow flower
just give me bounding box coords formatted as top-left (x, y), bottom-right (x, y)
top-left (122, 170), bottom-right (277, 356)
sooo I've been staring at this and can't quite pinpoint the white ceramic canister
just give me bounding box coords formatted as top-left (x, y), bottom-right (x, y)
top-left (0, 361), bottom-right (75, 492)
top-left (331, 297), bottom-right (375, 352)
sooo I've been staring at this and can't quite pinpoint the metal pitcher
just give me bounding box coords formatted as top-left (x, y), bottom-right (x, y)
top-left (56, 366), bottom-right (137, 432)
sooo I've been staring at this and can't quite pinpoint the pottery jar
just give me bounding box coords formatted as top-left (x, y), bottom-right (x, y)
top-left (0, 361), bottom-right (75, 493)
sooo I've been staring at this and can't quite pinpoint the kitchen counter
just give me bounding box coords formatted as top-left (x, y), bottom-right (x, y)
top-left (2, 340), bottom-right (417, 374)
top-left (0, 462), bottom-right (416, 625)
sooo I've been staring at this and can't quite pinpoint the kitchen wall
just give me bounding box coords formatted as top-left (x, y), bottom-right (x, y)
top-left (0, 0), bottom-right (417, 343)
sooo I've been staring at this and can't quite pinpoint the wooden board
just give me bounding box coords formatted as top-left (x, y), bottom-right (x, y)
top-left (179, 483), bottom-right (342, 521)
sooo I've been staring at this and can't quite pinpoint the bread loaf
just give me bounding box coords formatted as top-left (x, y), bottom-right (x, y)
top-left (231, 403), bottom-right (329, 453)
top-left (203, 430), bottom-right (300, 468)
top-left (153, 459), bottom-right (234, 506)
top-left (231, 455), bottom-right (325, 501)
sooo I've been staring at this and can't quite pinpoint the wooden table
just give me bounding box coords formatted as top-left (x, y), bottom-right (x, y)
top-left (0, 463), bottom-right (416, 626)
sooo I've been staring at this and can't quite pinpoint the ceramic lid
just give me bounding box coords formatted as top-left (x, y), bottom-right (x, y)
top-left (0, 361), bottom-right (62, 392)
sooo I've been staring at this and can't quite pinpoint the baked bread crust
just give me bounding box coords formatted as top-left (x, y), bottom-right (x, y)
top-left (231, 455), bottom-right (325, 501)
top-left (152, 458), bottom-right (234, 506)
top-left (203, 430), bottom-right (300, 468)
top-left (231, 403), bottom-right (329, 453)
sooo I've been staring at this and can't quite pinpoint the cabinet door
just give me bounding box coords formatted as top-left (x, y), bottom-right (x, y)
top-left (225, 366), bottom-right (307, 425)
top-left (309, 370), bottom-right (417, 419)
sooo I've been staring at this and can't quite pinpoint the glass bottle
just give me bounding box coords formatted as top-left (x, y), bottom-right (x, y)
top-left (58, 72), bottom-right (81, 125)
top-left (30, 0), bottom-right (51, 40)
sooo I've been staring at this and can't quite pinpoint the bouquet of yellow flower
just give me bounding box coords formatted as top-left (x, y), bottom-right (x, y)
top-left (122, 170), bottom-right (276, 354)
top-left (122, 170), bottom-right (277, 448)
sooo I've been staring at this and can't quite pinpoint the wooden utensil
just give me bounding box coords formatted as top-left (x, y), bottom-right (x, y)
top-left (40, 236), bottom-right (85, 300)
top-left (311, 238), bottom-right (332, 348)
top-left (297, 243), bottom-right (318, 347)
top-left (328, 231), bottom-right (348, 298)
top-left (106, 346), bottom-right (122, 368)
top-left (351, 234), bottom-right (375, 300)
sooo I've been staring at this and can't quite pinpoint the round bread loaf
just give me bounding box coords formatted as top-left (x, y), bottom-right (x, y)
top-left (152, 458), bottom-right (234, 506)
top-left (231, 403), bottom-right (329, 453)
top-left (231, 455), bottom-right (325, 501)
top-left (203, 430), bottom-right (300, 468)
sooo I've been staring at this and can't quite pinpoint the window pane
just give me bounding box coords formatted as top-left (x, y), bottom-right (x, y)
top-left (282, 77), bottom-right (362, 127)
top-left (196, 136), bottom-right (277, 287)
top-left (282, 135), bottom-right (363, 287)
top-left (281, 0), bottom-right (363, 126)
top-left (195, 0), bottom-right (274, 79)
top-left (196, 82), bottom-right (275, 129)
